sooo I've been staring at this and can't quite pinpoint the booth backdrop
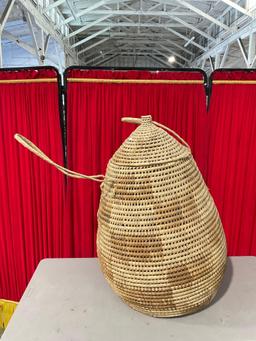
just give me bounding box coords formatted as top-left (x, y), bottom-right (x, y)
top-left (207, 70), bottom-right (256, 255)
top-left (65, 69), bottom-right (207, 257)
top-left (1, 67), bottom-right (256, 301)
top-left (0, 68), bottom-right (66, 301)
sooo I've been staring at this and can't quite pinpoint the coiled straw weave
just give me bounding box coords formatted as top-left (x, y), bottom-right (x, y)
top-left (97, 115), bottom-right (227, 317)
top-left (15, 115), bottom-right (226, 318)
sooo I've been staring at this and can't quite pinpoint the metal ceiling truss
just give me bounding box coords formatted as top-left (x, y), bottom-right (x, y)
top-left (69, 22), bottom-right (187, 37)
top-left (62, 10), bottom-right (200, 23)
top-left (19, 0), bottom-right (78, 61)
top-left (149, 54), bottom-right (170, 67)
top-left (78, 37), bottom-right (194, 66)
top-left (1, 0), bottom-right (256, 70)
top-left (173, 0), bottom-right (232, 31)
top-left (0, 0), bottom-right (15, 34)
top-left (89, 50), bottom-right (174, 68)
top-left (86, 47), bottom-right (117, 65)
top-left (93, 53), bottom-right (118, 66)
top-left (114, 38), bottom-right (194, 57)
top-left (0, 0), bottom-right (79, 68)
top-left (0, 0), bottom-right (16, 66)
top-left (193, 16), bottom-right (256, 71)
top-left (85, 46), bottom-right (184, 68)
top-left (221, 0), bottom-right (254, 17)
top-left (25, 11), bottom-right (44, 65)
top-left (77, 36), bottom-right (111, 56)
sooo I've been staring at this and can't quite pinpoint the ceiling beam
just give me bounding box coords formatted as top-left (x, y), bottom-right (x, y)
top-left (148, 55), bottom-right (168, 68)
top-left (167, 14), bottom-right (216, 42)
top-left (93, 53), bottom-right (118, 66)
top-left (192, 18), bottom-right (256, 65)
top-left (44, 34), bottom-right (50, 55)
top-left (2, 29), bottom-right (35, 54)
top-left (153, 49), bottom-right (184, 67)
top-left (85, 50), bottom-right (178, 68)
top-left (25, 12), bottom-right (43, 65)
top-left (86, 47), bottom-right (116, 64)
top-left (0, 0), bottom-right (16, 66)
top-left (68, 21), bottom-right (186, 31)
top-left (66, 0), bottom-right (78, 19)
top-left (220, 44), bottom-right (229, 67)
top-left (61, 0), bottom-right (109, 26)
top-left (86, 31), bottom-right (204, 54)
top-left (174, 0), bottom-right (232, 31)
top-left (200, 58), bottom-right (206, 69)
top-left (158, 44), bottom-right (190, 63)
top-left (109, 45), bottom-right (189, 64)
top-left (149, 54), bottom-right (174, 68)
top-left (43, 0), bottom-right (65, 12)
top-left (0, 0), bottom-right (16, 34)
top-left (164, 39), bottom-right (194, 56)
top-left (18, 0), bottom-right (77, 61)
top-left (206, 0), bottom-right (240, 32)
top-left (148, 3), bottom-right (162, 11)
top-left (102, 50), bottom-right (168, 58)
top-left (108, 38), bottom-right (194, 56)
top-left (77, 36), bottom-right (110, 55)
top-left (147, 55), bottom-right (171, 68)
top-left (237, 38), bottom-right (249, 66)
top-left (2, 29), bottom-right (60, 66)
top-left (209, 56), bottom-right (214, 71)
top-left (82, 50), bottom-right (101, 61)
top-left (165, 27), bottom-right (207, 51)
top-left (104, 51), bottom-right (150, 56)
top-left (66, 14), bottom-right (112, 39)
top-left (214, 53), bottom-right (220, 68)
top-left (73, 31), bottom-right (199, 41)
top-left (71, 27), bottom-right (110, 48)
top-left (221, 0), bottom-right (253, 17)
top-left (58, 10), bottom-right (201, 26)
top-left (248, 32), bottom-right (256, 67)
top-left (113, 45), bottom-right (186, 55)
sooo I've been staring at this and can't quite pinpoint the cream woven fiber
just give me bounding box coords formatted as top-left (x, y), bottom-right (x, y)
top-left (97, 115), bottom-right (227, 317)
top-left (14, 114), bottom-right (227, 318)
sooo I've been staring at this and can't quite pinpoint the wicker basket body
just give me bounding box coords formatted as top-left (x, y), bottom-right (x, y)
top-left (14, 115), bottom-right (227, 318)
top-left (97, 115), bottom-right (227, 317)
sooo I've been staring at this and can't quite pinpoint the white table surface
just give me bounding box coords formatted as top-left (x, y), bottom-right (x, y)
top-left (2, 257), bottom-right (256, 341)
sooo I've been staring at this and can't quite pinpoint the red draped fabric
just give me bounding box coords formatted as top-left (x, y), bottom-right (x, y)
top-left (2, 65), bottom-right (255, 303)
top-left (0, 68), bottom-right (67, 300)
top-left (207, 70), bottom-right (256, 255)
top-left (65, 68), bottom-right (208, 257)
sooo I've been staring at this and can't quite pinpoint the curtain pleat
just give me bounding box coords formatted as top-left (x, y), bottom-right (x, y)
top-left (0, 68), bottom-right (66, 300)
top-left (5, 66), bottom-right (256, 299)
top-left (65, 68), bottom-right (207, 257)
top-left (207, 70), bottom-right (256, 255)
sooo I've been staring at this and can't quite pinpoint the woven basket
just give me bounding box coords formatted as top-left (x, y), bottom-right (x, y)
top-left (15, 115), bottom-right (227, 318)
top-left (97, 115), bottom-right (226, 317)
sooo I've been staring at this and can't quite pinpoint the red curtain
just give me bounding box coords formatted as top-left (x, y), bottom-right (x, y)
top-left (0, 68), bottom-right (67, 300)
top-left (2, 66), bottom-right (256, 303)
top-left (207, 70), bottom-right (256, 255)
top-left (65, 68), bottom-right (208, 257)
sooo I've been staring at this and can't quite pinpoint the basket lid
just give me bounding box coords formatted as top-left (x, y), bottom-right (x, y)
top-left (111, 115), bottom-right (191, 167)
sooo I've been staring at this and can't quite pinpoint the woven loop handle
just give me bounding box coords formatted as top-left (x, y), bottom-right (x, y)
top-left (121, 117), bottom-right (190, 149)
top-left (14, 134), bottom-right (105, 182)
top-left (153, 121), bottom-right (190, 149)
top-left (15, 116), bottom-right (189, 182)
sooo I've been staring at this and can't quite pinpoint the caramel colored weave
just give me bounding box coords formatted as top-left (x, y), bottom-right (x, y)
top-left (14, 114), bottom-right (227, 318)
top-left (97, 115), bottom-right (227, 317)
